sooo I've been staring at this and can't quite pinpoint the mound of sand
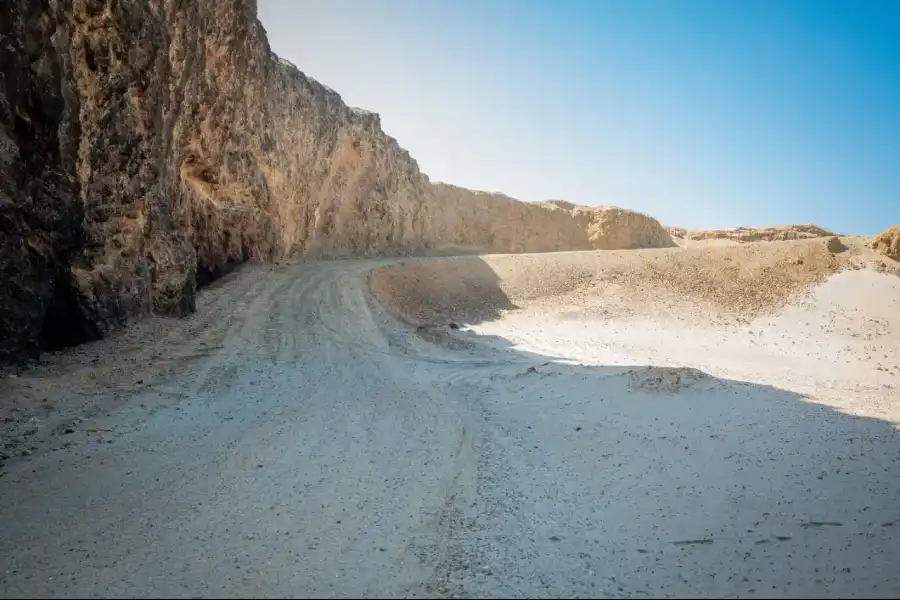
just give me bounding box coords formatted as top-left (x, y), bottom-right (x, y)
top-left (369, 257), bottom-right (518, 326)
top-left (584, 236), bottom-right (863, 317)
top-left (871, 225), bottom-right (900, 262)
top-left (372, 236), bottom-right (891, 328)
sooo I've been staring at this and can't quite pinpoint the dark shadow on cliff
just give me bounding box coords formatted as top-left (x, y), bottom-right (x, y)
top-left (38, 272), bottom-right (92, 351)
top-left (196, 251), bottom-right (251, 289)
top-left (0, 2), bottom-right (90, 361)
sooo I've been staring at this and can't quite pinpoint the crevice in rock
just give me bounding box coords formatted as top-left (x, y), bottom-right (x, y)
top-left (195, 253), bottom-right (248, 289)
top-left (83, 40), bottom-right (97, 72)
top-left (39, 273), bottom-right (90, 351)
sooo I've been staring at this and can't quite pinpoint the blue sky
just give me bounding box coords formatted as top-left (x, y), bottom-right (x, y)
top-left (258, 0), bottom-right (899, 233)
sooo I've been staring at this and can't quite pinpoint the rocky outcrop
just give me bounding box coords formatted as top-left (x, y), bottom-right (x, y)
top-left (667, 224), bottom-right (834, 243)
top-left (871, 226), bottom-right (900, 262)
top-left (0, 0), bottom-right (666, 362)
top-left (424, 185), bottom-right (592, 254)
top-left (539, 200), bottom-right (676, 250)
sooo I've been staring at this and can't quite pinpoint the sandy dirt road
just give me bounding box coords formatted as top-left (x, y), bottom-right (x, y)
top-left (1, 251), bottom-right (900, 598)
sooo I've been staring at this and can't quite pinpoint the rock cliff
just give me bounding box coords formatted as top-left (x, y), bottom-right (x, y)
top-left (539, 200), bottom-right (675, 250)
top-left (871, 225), bottom-right (900, 262)
top-left (1, 0), bottom-right (668, 362)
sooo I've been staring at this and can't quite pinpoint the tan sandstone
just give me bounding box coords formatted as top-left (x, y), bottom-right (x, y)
top-left (0, 0), bottom-right (671, 361)
top-left (871, 225), bottom-right (900, 262)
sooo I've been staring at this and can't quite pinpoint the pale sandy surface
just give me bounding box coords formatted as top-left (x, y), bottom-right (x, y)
top-left (1, 239), bottom-right (899, 598)
top-left (373, 240), bottom-right (900, 598)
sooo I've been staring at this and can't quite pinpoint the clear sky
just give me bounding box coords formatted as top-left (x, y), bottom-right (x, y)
top-left (257, 0), bottom-right (898, 233)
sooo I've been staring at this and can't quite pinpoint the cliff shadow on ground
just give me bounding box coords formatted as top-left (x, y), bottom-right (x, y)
top-left (369, 257), bottom-right (900, 598)
top-left (427, 332), bottom-right (900, 598)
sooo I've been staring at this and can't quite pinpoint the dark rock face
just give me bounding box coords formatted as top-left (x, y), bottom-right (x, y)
top-left (2, 0), bottom-right (194, 361)
top-left (1, 0), bottom-right (85, 360)
top-left (0, 0), bottom-right (669, 362)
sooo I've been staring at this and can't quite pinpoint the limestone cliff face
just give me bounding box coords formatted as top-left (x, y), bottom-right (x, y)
top-left (1, 0), bottom-right (665, 361)
top-left (423, 185), bottom-right (592, 254)
top-left (538, 200), bottom-right (676, 250)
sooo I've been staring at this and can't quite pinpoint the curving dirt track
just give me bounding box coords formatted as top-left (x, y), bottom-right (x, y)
top-left (1, 245), bottom-right (900, 598)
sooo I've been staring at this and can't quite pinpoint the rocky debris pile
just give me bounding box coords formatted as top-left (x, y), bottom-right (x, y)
top-left (871, 226), bottom-right (900, 262)
top-left (626, 366), bottom-right (711, 393)
top-left (590, 237), bottom-right (847, 317)
top-left (825, 236), bottom-right (847, 253)
top-left (371, 237), bottom-right (863, 332)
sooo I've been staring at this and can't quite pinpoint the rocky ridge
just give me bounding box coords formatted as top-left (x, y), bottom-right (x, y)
top-left (0, 0), bottom-right (671, 362)
top-left (666, 224), bottom-right (835, 243)
top-left (539, 200), bottom-right (676, 249)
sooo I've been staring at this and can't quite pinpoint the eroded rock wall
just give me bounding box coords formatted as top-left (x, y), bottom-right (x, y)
top-left (423, 184), bottom-right (592, 254)
top-left (2, 0), bottom-right (432, 361)
top-left (539, 200), bottom-right (676, 250)
top-left (1, 0), bottom-right (664, 362)
top-left (1, 0), bottom-right (84, 358)
top-left (871, 226), bottom-right (900, 262)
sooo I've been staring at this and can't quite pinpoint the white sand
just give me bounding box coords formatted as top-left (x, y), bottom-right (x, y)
top-left (1, 259), bottom-right (898, 598)
top-left (471, 270), bottom-right (900, 421)
top-left (424, 269), bottom-right (900, 598)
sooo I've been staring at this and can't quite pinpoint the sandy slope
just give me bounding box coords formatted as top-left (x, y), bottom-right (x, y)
top-left (1, 240), bottom-right (899, 598)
